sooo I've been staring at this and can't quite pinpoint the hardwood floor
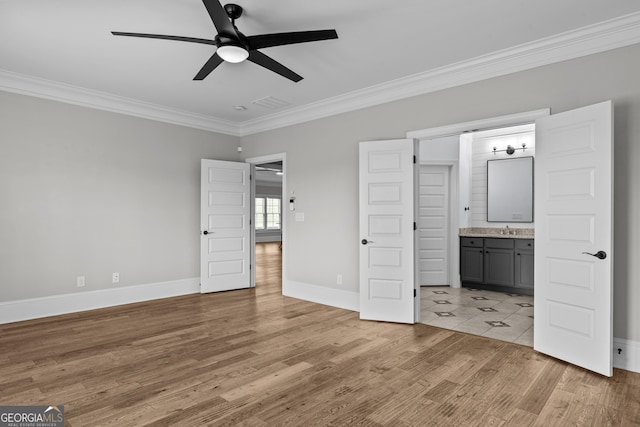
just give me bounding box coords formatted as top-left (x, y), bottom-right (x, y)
top-left (1, 241), bottom-right (639, 426)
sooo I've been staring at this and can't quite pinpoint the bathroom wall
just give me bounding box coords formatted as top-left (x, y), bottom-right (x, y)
top-left (469, 125), bottom-right (536, 228)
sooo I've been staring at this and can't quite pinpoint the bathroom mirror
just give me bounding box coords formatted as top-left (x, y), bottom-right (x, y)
top-left (487, 157), bottom-right (533, 222)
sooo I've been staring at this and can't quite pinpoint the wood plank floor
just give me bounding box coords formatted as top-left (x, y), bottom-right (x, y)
top-left (1, 242), bottom-right (639, 426)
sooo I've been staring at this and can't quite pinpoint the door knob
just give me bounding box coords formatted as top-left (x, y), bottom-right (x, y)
top-left (361, 239), bottom-right (374, 245)
top-left (582, 250), bottom-right (607, 260)
top-left (203, 230), bottom-right (213, 235)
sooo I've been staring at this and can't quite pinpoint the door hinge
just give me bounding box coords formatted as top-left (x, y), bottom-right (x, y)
top-left (414, 222), bottom-right (417, 231)
top-left (413, 155), bottom-right (417, 164)
top-left (414, 289), bottom-right (417, 298)
top-left (250, 174), bottom-right (252, 180)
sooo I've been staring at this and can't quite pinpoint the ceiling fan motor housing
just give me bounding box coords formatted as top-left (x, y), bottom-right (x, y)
top-left (224, 3), bottom-right (243, 21)
top-left (215, 34), bottom-right (248, 50)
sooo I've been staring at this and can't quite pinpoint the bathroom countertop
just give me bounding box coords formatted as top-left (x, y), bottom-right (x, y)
top-left (459, 227), bottom-right (534, 239)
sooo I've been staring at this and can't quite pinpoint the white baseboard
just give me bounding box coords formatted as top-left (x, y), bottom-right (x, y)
top-left (283, 280), bottom-right (359, 312)
top-left (0, 278), bottom-right (200, 325)
top-left (613, 337), bottom-right (640, 373)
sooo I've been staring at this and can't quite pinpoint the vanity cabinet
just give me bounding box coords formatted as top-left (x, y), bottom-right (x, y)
top-left (484, 238), bottom-right (515, 287)
top-left (514, 239), bottom-right (535, 289)
top-left (460, 238), bottom-right (483, 283)
top-left (460, 237), bottom-right (534, 295)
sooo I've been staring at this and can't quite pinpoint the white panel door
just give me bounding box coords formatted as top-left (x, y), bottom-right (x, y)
top-left (201, 159), bottom-right (251, 293)
top-left (419, 165), bottom-right (449, 286)
top-left (534, 101), bottom-right (613, 376)
top-left (359, 139), bottom-right (416, 323)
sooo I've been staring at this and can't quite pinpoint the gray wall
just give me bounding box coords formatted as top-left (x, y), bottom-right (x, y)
top-left (240, 43), bottom-right (640, 343)
top-left (256, 183), bottom-right (282, 196)
top-left (0, 91), bottom-right (240, 301)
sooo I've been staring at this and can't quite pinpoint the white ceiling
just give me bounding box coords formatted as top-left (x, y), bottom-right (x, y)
top-left (2, 1), bottom-right (640, 136)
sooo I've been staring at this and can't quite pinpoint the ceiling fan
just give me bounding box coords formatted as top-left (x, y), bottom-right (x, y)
top-left (112, 0), bottom-right (338, 82)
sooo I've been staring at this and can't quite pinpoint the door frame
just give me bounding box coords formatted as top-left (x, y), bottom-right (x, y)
top-left (244, 153), bottom-right (287, 290)
top-left (407, 109), bottom-right (550, 292)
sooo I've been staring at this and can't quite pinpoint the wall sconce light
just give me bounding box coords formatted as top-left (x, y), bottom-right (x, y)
top-left (492, 143), bottom-right (527, 155)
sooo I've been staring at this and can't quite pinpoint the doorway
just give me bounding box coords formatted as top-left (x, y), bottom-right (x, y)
top-left (358, 103), bottom-right (613, 375)
top-left (416, 124), bottom-right (536, 346)
top-left (246, 154), bottom-right (286, 291)
top-left (409, 117), bottom-right (541, 343)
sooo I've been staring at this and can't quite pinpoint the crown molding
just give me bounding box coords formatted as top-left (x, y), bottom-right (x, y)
top-left (239, 10), bottom-right (640, 136)
top-left (1, 11), bottom-right (640, 137)
top-left (0, 70), bottom-right (242, 136)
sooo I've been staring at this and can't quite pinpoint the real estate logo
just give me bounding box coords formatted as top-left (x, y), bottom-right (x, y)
top-left (0, 406), bottom-right (64, 427)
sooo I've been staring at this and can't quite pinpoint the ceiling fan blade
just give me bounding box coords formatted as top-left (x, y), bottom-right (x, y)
top-left (247, 30), bottom-right (338, 50)
top-left (194, 52), bottom-right (224, 80)
top-left (111, 32), bottom-right (217, 46)
top-left (202, 0), bottom-right (237, 37)
top-left (247, 50), bottom-right (302, 82)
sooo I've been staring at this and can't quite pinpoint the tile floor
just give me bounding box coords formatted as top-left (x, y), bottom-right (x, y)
top-left (420, 286), bottom-right (534, 346)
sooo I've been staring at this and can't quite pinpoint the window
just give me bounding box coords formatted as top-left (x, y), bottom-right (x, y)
top-left (255, 196), bottom-right (281, 230)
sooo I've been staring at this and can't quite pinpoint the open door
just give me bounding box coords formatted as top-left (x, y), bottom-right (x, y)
top-left (359, 139), bottom-right (417, 323)
top-left (534, 101), bottom-right (613, 376)
top-left (201, 159), bottom-right (251, 293)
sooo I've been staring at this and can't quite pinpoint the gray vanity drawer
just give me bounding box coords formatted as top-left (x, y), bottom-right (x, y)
top-left (461, 237), bottom-right (483, 248)
top-left (515, 239), bottom-right (534, 250)
top-left (484, 238), bottom-right (515, 249)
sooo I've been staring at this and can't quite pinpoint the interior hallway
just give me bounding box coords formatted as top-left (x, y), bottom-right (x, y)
top-left (255, 241), bottom-right (282, 293)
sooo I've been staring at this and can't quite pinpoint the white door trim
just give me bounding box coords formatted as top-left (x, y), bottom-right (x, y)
top-left (406, 109), bottom-right (550, 140)
top-left (245, 153), bottom-right (287, 291)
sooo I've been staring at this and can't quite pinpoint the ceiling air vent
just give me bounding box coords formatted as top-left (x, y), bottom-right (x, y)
top-left (252, 96), bottom-right (291, 110)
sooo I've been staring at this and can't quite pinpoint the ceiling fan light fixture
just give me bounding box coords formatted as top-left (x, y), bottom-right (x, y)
top-left (217, 44), bottom-right (249, 63)
top-left (112, 0), bottom-right (338, 81)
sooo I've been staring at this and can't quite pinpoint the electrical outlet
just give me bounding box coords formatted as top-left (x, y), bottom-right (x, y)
top-left (337, 274), bottom-right (343, 285)
top-left (76, 276), bottom-right (85, 288)
top-left (112, 272), bottom-right (120, 284)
